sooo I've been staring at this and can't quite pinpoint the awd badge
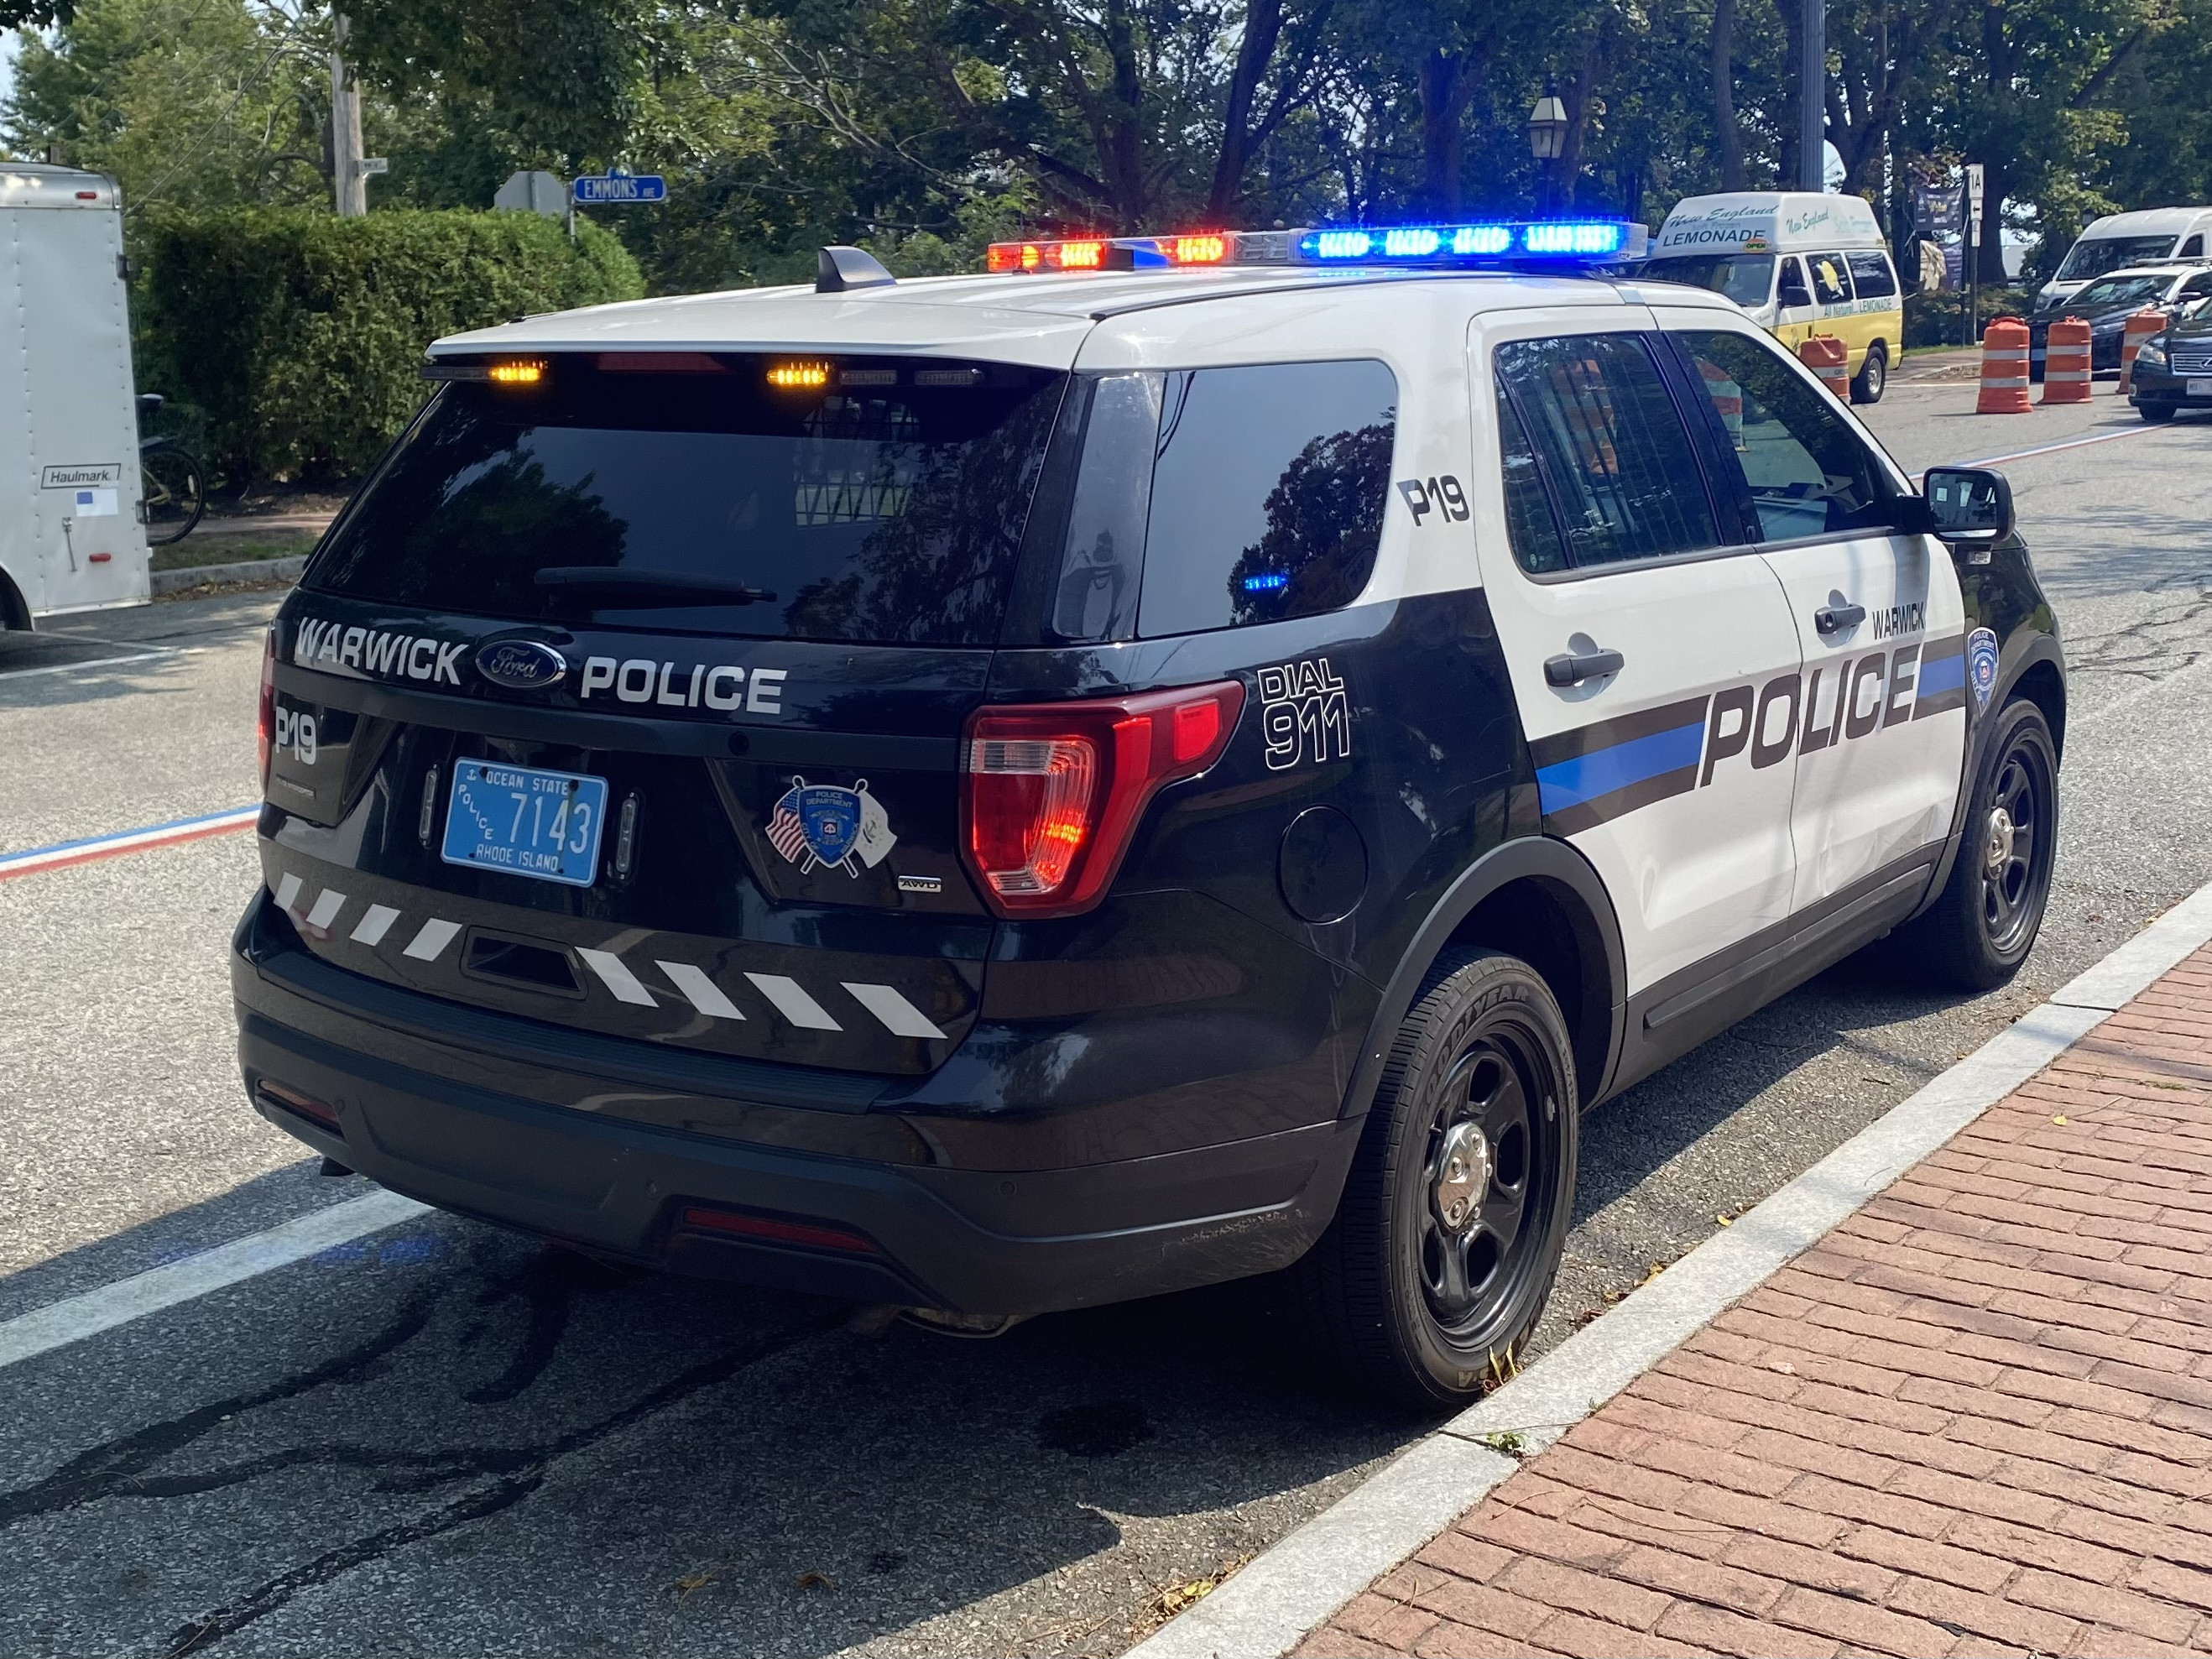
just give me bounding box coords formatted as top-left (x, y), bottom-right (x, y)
top-left (1967, 628), bottom-right (1999, 712)
top-left (767, 776), bottom-right (896, 877)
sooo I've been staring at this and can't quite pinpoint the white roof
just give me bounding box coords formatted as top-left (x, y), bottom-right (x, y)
top-left (1652, 191), bottom-right (1883, 255)
top-left (429, 266), bottom-right (1641, 369)
top-left (0, 165), bottom-right (118, 210)
top-left (2079, 207), bottom-right (2212, 237)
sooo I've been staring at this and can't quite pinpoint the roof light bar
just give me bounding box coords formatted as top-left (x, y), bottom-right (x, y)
top-left (985, 219), bottom-right (1644, 276)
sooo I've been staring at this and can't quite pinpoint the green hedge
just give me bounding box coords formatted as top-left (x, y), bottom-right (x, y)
top-left (133, 208), bottom-right (644, 480)
top-left (1904, 286), bottom-right (2032, 350)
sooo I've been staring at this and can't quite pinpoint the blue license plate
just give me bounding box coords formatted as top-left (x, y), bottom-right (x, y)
top-left (441, 760), bottom-right (608, 887)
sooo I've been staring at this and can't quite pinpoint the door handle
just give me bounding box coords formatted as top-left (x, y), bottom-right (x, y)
top-left (1543, 648), bottom-right (1625, 687)
top-left (1814, 603), bottom-right (1867, 636)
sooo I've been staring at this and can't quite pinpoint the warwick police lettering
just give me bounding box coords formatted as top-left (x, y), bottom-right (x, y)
top-left (1530, 633), bottom-right (1968, 835)
top-left (293, 618), bottom-right (463, 685)
top-left (578, 656), bottom-right (786, 715)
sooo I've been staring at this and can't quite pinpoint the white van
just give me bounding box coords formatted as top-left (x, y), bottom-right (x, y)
top-left (2038, 207), bottom-right (2212, 310)
top-left (0, 165), bottom-right (149, 629)
top-left (1641, 192), bottom-right (1903, 403)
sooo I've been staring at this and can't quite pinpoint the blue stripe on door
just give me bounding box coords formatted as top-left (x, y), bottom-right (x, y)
top-left (1535, 719), bottom-right (1708, 813)
top-left (1916, 651), bottom-right (1964, 695)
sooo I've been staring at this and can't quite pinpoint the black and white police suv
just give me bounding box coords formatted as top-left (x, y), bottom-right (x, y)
top-left (234, 221), bottom-right (2063, 1405)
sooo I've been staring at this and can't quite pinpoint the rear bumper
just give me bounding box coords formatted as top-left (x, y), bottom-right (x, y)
top-left (233, 902), bottom-right (1359, 1316)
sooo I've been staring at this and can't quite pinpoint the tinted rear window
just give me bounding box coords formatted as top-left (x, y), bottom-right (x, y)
top-left (305, 355), bottom-right (1065, 645)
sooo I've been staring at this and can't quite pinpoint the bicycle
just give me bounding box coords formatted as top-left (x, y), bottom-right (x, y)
top-left (138, 393), bottom-right (206, 545)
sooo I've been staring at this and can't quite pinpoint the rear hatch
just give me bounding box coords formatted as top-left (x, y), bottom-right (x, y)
top-left (260, 350), bottom-right (1068, 1076)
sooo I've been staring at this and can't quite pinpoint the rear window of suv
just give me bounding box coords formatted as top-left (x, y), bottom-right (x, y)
top-left (305, 354), bottom-right (1066, 647)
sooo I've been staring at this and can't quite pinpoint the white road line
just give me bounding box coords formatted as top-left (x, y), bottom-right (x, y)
top-left (1954, 422), bottom-right (2168, 470)
top-left (843, 981), bottom-right (947, 1038)
top-left (578, 947), bottom-right (659, 1006)
top-left (0, 1190), bottom-right (430, 1371)
top-left (0, 649), bottom-right (175, 684)
top-left (658, 961), bottom-right (744, 1019)
top-left (745, 972), bottom-right (843, 1030)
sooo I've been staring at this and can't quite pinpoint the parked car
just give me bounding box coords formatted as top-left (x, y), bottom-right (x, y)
top-left (2027, 264), bottom-right (2212, 378)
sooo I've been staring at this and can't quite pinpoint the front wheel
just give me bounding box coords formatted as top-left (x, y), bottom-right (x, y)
top-left (2140, 402), bottom-right (2178, 424)
top-left (1901, 699), bottom-right (2058, 990)
top-left (1296, 950), bottom-right (1578, 1409)
top-left (141, 446), bottom-right (205, 545)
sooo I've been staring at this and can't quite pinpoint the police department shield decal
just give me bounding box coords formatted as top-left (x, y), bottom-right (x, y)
top-left (766, 777), bottom-right (897, 876)
top-left (1967, 628), bottom-right (1999, 713)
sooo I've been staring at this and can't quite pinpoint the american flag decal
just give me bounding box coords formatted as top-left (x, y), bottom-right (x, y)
top-left (768, 781), bottom-right (811, 866)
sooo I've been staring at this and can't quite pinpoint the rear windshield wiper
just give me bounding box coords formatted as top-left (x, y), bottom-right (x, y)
top-left (533, 567), bottom-right (778, 606)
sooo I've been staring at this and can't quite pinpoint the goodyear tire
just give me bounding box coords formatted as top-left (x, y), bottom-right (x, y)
top-left (1904, 698), bottom-right (2059, 990)
top-left (1850, 341), bottom-right (1888, 404)
top-left (1297, 950), bottom-right (1577, 1410)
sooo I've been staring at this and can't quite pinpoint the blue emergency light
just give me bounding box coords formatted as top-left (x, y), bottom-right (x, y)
top-left (987, 219), bottom-right (1646, 274)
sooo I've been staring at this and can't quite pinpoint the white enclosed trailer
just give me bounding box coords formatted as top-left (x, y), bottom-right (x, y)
top-left (0, 165), bottom-right (148, 627)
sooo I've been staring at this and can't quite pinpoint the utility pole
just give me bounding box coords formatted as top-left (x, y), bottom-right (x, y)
top-left (330, 13), bottom-right (367, 217)
top-left (1800, 0), bottom-right (1825, 191)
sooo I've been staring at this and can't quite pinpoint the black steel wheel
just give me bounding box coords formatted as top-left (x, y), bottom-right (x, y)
top-left (141, 445), bottom-right (205, 545)
top-left (1901, 697), bottom-right (2059, 990)
top-left (1296, 949), bottom-right (1577, 1409)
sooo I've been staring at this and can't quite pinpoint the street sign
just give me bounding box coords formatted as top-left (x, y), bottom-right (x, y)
top-left (358, 157), bottom-right (389, 177)
top-left (1964, 164), bottom-right (1985, 236)
top-left (494, 170), bottom-right (566, 217)
top-left (572, 168), bottom-right (665, 205)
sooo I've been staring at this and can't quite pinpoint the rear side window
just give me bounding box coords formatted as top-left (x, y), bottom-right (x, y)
top-left (1493, 334), bottom-right (1718, 570)
top-left (1845, 251), bottom-right (1898, 299)
top-left (1672, 331), bottom-right (1892, 541)
top-left (1136, 360), bottom-right (1399, 637)
top-left (305, 355), bottom-right (1064, 646)
top-left (1808, 253), bottom-right (1853, 305)
top-left (2179, 233), bottom-right (2204, 258)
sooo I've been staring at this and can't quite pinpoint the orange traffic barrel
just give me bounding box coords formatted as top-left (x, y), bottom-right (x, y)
top-left (1798, 336), bottom-right (1849, 399)
top-left (2118, 307), bottom-right (2166, 394)
top-left (2042, 316), bottom-right (2092, 404)
top-left (1976, 318), bottom-right (2032, 413)
top-left (1698, 357), bottom-right (1745, 448)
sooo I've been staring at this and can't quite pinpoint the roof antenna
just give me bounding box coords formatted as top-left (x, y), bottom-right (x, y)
top-left (816, 247), bottom-right (896, 293)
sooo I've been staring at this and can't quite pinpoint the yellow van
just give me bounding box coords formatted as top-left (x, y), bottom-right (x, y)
top-left (1640, 191), bottom-right (1904, 403)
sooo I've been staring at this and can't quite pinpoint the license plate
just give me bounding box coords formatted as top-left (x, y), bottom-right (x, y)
top-left (441, 759), bottom-right (608, 887)
top-left (2189, 378), bottom-right (2212, 397)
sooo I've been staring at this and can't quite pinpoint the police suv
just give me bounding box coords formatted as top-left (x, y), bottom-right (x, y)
top-left (235, 222), bottom-right (2063, 1406)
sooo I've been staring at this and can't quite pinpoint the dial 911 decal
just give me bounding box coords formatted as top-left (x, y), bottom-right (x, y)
top-left (1259, 657), bottom-right (1352, 771)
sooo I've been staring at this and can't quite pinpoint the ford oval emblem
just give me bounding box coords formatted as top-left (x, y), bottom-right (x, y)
top-left (473, 638), bottom-right (567, 691)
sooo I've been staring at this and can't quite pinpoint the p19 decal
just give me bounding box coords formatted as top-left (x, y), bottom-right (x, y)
top-left (1396, 475), bottom-right (1469, 524)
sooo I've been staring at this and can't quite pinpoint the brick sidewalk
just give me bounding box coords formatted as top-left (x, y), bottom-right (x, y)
top-left (1300, 947), bottom-right (2212, 1659)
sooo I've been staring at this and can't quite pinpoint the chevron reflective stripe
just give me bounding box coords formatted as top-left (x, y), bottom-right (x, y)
top-left (745, 973), bottom-right (843, 1030)
top-left (274, 872), bottom-right (303, 913)
top-left (842, 982), bottom-right (946, 1038)
top-left (402, 918), bottom-right (461, 961)
top-left (658, 960), bottom-right (744, 1020)
top-left (351, 904), bottom-right (400, 946)
top-left (578, 948), bottom-right (658, 1006)
top-left (302, 888), bottom-right (347, 932)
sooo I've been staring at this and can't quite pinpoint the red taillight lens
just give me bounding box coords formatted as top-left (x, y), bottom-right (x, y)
top-left (256, 626), bottom-right (276, 787)
top-left (961, 680), bottom-right (1244, 918)
top-left (676, 1205), bottom-right (879, 1256)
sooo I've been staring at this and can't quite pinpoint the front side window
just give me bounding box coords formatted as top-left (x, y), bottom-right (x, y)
top-left (1777, 257), bottom-right (1813, 307)
top-left (1808, 253), bottom-right (1853, 305)
top-left (1128, 360), bottom-right (1399, 637)
top-left (1640, 253), bottom-right (1776, 308)
top-left (1673, 330), bottom-right (1893, 543)
top-left (1493, 333), bottom-right (1719, 570)
top-left (1844, 251), bottom-right (1898, 300)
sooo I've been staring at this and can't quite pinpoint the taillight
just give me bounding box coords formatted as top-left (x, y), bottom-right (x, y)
top-left (256, 626), bottom-right (276, 787)
top-left (961, 680), bottom-right (1244, 918)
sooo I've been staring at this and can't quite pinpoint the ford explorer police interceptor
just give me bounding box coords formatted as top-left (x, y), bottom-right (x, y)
top-left (233, 222), bottom-right (2063, 1406)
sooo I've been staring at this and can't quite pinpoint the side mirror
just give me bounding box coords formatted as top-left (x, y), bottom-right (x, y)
top-left (1778, 281), bottom-right (1812, 309)
top-left (1920, 466), bottom-right (2015, 561)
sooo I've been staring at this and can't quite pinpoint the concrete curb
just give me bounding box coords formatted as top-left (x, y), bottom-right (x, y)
top-left (1129, 880), bottom-right (2212, 1659)
top-left (150, 555), bottom-right (307, 597)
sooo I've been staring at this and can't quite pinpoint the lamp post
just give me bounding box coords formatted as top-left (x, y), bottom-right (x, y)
top-left (1528, 93), bottom-right (1569, 212)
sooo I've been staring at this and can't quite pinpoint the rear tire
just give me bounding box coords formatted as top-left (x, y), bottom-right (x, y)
top-left (1850, 341), bottom-right (1888, 404)
top-left (1296, 950), bottom-right (1578, 1410)
top-left (1898, 699), bottom-right (2058, 990)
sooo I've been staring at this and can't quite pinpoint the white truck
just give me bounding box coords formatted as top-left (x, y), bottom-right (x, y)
top-left (2038, 206), bottom-right (2212, 310)
top-left (0, 164), bottom-right (149, 628)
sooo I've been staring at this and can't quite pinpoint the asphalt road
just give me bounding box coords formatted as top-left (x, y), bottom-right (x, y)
top-left (3, 384), bottom-right (2209, 1658)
